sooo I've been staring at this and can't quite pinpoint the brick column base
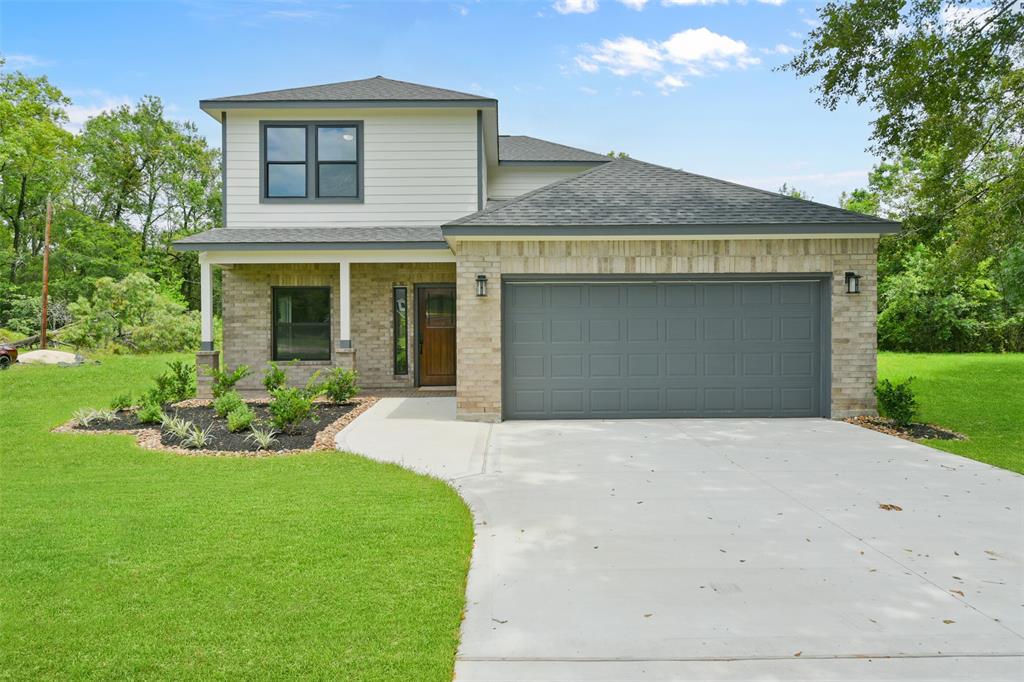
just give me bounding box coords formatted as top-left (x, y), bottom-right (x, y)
top-left (196, 350), bottom-right (220, 399)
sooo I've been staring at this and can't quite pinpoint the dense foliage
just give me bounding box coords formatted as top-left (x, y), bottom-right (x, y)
top-left (789, 1), bottom-right (1024, 351)
top-left (0, 58), bottom-right (220, 346)
top-left (874, 376), bottom-right (919, 427)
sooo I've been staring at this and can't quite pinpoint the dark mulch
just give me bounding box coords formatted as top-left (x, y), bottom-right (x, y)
top-left (73, 402), bottom-right (357, 452)
top-left (845, 415), bottom-right (967, 442)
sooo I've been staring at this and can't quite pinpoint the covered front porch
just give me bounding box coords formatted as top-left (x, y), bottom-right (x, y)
top-left (194, 248), bottom-right (457, 398)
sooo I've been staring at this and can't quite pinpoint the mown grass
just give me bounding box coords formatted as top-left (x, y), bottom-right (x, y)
top-left (879, 353), bottom-right (1024, 474)
top-left (0, 354), bottom-right (473, 680)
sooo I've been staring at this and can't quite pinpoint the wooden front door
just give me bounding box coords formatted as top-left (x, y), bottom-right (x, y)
top-left (417, 286), bottom-right (456, 386)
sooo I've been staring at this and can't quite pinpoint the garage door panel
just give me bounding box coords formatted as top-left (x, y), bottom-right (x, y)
top-left (503, 281), bottom-right (825, 419)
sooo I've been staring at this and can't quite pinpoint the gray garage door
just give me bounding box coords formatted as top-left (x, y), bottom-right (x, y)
top-left (502, 279), bottom-right (827, 419)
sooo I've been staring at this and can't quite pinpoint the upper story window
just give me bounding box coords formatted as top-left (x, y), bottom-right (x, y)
top-left (261, 121), bottom-right (363, 202)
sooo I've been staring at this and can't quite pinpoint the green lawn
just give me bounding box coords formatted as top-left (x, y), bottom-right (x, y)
top-left (878, 353), bottom-right (1024, 474)
top-left (0, 354), bottom-right (473, 680)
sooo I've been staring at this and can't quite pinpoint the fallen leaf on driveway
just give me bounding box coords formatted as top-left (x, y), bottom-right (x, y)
top-left (643, 613), bottom-right (653, 618)
top-left (950, 589), bottom-right (965, 597)
top-left (491, 618), bottom-right (508, 624)
top-left (879, 503), bottom-right (903, 511)
top-left (794, 651), bottom-right (802, 657)
top-left (943, 619), bottom-right (955, 624)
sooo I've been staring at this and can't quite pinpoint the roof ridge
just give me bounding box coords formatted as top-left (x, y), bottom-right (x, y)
top-left (204, 75), bottom-right (493, 103)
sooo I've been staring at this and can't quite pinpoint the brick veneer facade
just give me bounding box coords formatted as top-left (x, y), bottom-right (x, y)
top-left (212, 262), bottom-right (455, 397)
top-left (453, 238), bottom-right (879, 422)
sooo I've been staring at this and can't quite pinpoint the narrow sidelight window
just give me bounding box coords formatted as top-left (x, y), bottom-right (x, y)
top-left (272, 287), bottom-right (331, 361)
top-left (393, 287), bottom-right (408, 375)
top-left (265, 126), bottom-right (307, 197)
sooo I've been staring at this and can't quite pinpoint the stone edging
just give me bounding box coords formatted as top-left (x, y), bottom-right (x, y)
top-left (52, 396), bottom-right (379, 458)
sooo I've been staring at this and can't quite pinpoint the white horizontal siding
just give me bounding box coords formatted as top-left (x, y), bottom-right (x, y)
top-left (225, 108), bottom-right (479, 228)
top-left (487, 164), bottom-right (595, 200)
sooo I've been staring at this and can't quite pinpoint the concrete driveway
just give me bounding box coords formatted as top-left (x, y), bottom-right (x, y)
top-left (339, 399), bottom-right (1024, 681)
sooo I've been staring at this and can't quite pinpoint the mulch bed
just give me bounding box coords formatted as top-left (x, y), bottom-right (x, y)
top-left (58, 396), bottom-right (378, 457)
top-left (845, 415), bottom-right (967, 442)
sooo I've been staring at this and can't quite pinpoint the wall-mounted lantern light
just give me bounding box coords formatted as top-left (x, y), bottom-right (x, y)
top-left (475, 274), bottom-right (488, 297)
top-left (845, 271), bottom-right (861, 294)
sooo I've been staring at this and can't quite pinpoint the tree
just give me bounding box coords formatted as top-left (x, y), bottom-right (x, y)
top-left (0, 61), bottom-right (74, 282)
top-left (778, 182), bottom-right (813, 200)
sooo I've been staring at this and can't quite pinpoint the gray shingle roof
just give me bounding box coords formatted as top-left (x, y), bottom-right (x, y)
top-left (173, 226), bottom-right (446, 251)
top-left (446, 158), bottom-right (900, 230)
top-left (498, 135), bottom-right (610, 163)
top-left (203, 76), bottom-right (494, 104)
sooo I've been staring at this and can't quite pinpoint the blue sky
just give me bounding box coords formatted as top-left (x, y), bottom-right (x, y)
top-left (2, 0), bottom-right (879, 204)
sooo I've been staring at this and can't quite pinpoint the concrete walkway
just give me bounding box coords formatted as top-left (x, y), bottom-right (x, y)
top-left (338, 400), bottom-right (1024, 681)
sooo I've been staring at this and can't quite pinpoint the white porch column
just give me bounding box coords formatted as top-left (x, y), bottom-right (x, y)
top-left (199, 253), bottom-right (214, 351)
top-left (338, 259), bottom-right (351, 349)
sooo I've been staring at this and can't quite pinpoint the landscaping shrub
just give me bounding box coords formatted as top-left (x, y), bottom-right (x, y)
top-left (136, 400), bottom-right (165, 425)
top-left (263, 362), bottom-right (288, 393)
top-left (181, 423), bottom-right (216, 449)
top-left (209, 364), bottom-right (250, 399)
top-left (226, 405), bottom-right (254, 433)
top-left (319, 367), bottom-right (360, 403)
top-left (875, 377), bottom-right (918, 427)
top-left (268, 387), bottom-right (315, 433)
top-left (213, 391), bottom-right (244, 418)
top-left (109, 393), bottom-right (133, 411)
top-left (143, 360), bottom-right (196, 405)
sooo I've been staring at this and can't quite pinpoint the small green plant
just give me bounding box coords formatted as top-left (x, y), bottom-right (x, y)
top-left (268, 387), bottom-right (315, 432)
top-left (214, 390), bottom-right (244, 418)
top-left (320, 367), bottom-right (360, 403)
top-left (263, 361), bottom-right (288, 393)
top-left (301, 370), bottom-right (326, 400)
top-left (94, 409), bottom-right (117, 423)
top-left (227, 404), bottom-right (254, 433)
top-left (181, 422), bottom-right (216, 449)
top-left (143, 360), bottom-right (196, 405)
top-left (136, 400), bottom-right (166, 425)
top-left (110, 393), bottom-right (133, 411)
top-left (875, 377), bottom-right (919, 428)
top-left (161, 413), bottom-right (193, 441)
top-left (209, 364), bottom-right (250, 399)
top-left (73, 407), bottom-right (100, 426)
top-left (245, 425), bottom-right (278, 451)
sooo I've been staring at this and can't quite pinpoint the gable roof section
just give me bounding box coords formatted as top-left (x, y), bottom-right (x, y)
top-left (202, 76), bottom-right (495, 106)
top-left (445, 158), bottom-right (900, 236)
top-left (498, 135), bottom-right (610, 164)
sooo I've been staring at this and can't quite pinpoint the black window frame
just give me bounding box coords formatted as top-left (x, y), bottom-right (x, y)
top-left (264, 125), bottom-right (308, 199)
top-left (271, 286), bottom-right (332, 362)
top-left (259, 120), bottom-right (364, 204)
top-left (393, 286), bottom-right (409, 375)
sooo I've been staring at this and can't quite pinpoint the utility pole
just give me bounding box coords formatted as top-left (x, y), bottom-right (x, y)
top-left (40, 198), bottom-right (52, 350)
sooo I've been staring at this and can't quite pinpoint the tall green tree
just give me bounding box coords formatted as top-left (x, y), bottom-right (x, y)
top-left (0, 61), bottom-right (74, 283)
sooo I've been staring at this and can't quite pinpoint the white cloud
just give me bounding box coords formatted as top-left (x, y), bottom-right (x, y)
top-left (265, 9), bottom-right (318, 20)
top-left (802, 17), bottom-right (821, 28)
top-left (618, 0), bottom-right (650, 8)
top-left (761, 43), bottom-right (796, 55)
top-left (585, 36), bottom-right (664, 75)
top-left (575, 27), bottom-right (758, 92)
top-left (662, 0), bottom-right (728, 5)
top-left (554, 0), bottom-right (599, 13)
top-left (579, 85), bottom-right (599, 95)
top-left (756, 0), bottom-right (786, 5)
top-left (63, 94), bottom-right (134, 133)
top-left (656, 74), bottom-right (687, 92)
top-left (3, 54), bottom-right (50, 68)
top-left (575, 55), bottom-right (600, 73)
top-left (452, 4), bottom-right (470, 16)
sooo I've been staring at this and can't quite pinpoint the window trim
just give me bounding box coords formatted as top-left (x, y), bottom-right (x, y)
top-left (271, 286), bottom-right (333, 362)
top-left (259, 120), bottom-right (364, 204)
top-left (393, 286), bottom-right (409, 376)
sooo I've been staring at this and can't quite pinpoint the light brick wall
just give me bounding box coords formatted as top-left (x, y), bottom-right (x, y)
top-left (454, 238), bottom-right (879, 421)
top-left (213, 262), bottom-right (455, 397)
top-left (350, 262), bottom-right (456, 387)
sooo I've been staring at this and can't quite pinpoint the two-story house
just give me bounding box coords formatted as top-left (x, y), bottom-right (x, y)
top-left (174, 76), bottom-right (899, 422)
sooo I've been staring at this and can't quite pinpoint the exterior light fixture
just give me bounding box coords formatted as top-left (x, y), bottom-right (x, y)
top-left (845, 271), bottom-right (861, 294)
top-left (475, 274), bottom-right (488, 297)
